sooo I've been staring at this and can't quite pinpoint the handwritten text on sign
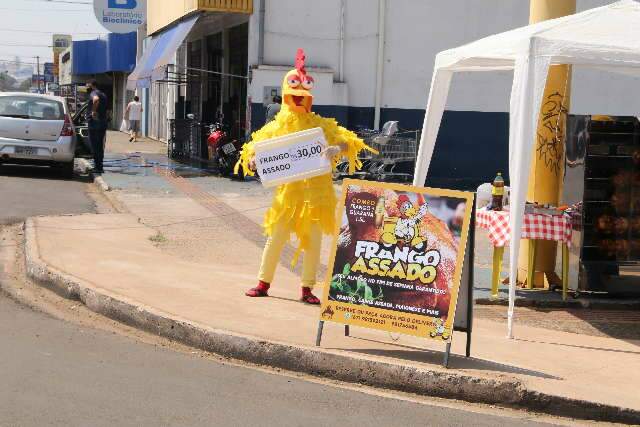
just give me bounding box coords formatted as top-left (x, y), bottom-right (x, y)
top-left (255, 127), bottom-right (331, 187)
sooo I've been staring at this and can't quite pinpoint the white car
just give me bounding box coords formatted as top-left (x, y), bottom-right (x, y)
top-left (0, 92), bottom-right (76, 176)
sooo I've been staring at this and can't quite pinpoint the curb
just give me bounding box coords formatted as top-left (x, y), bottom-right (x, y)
top-left (77, 158), bottom-right (110, 192)
top-left (23, 219), bottom-right (640, 424)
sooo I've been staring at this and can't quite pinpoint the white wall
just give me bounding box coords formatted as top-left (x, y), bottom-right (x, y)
top-left (250, 0), bottom-right (640, 116)
top-left (249, 65), bottom-right (347, 106)
top-left (250, 0), bottom-right (375, 107)
top-left (575, 0), bottom-right (639, 114)
top-left (341, 0), bottom-right (378, 107)
top-left (382, 1), bottom-right (527, 112)
top-left (571, 67), bottom-right (640, 116)
top-left (263, 0), bottom-right (343, 69)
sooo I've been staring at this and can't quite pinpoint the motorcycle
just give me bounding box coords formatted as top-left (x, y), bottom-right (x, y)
top-left (206, 123), bottom-right (244, 180)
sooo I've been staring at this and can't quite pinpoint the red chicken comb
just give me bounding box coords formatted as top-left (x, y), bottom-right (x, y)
top-left (397, 194), bottom-right (411, 207)
top-left (295, 48), bottom-right (307, 78)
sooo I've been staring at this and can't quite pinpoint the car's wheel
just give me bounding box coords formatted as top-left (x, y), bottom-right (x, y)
top-left (57, 160), bottom-right (75, 179)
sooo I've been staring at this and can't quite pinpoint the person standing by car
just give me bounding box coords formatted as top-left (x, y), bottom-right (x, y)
top-left (125, 95), bottom-right (143, 142)
top-left (86, 80), bottom-right (108, 174)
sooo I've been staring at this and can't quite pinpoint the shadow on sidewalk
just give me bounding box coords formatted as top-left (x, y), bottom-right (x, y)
top-left (0, 164), bottom-right (92, 183)
top-left (333, 336), bottom-right (561, 380)
top-left (516, 338), bottom-right (640, 355)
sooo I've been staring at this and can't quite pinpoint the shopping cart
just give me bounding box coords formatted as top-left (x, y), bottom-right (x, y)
top-left (335, 121), bottom-right (420, 183)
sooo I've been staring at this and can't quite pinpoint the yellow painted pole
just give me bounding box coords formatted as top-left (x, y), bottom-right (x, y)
top-left (562, 244), bottom-right (569, 301)
top-left (527, 240), bottom-right (537, 290)
top-left (491, 246), bottom-right (504, 298)
top-left (518, 0), bottom-right (576, 288)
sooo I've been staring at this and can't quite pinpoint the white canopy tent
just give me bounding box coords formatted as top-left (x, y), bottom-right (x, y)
top-left (412, 0), bottom-right (640, 338)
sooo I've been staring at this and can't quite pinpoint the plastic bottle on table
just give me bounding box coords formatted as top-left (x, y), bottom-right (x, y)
top-left (491, 173), bottom-right (505, 211)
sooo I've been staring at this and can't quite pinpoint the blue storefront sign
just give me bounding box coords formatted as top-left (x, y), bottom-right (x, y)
top-left (43, 63), bottom-right (55, 83)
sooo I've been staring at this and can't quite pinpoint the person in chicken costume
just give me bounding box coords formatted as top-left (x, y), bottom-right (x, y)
top-left (236, 49), bottom-right (376, 304)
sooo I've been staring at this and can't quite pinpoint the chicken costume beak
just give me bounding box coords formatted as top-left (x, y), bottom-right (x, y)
top-left (283, 87), bottom-right (313, 113)
top-left (282, 49), bottom-right (314, 114)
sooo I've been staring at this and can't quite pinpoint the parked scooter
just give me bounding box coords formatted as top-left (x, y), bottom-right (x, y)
top-left (206, 123), bottom-right (244, 179)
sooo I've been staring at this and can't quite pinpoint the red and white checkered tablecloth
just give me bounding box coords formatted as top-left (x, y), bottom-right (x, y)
top-left (476, 208), bottom-right (572, 247)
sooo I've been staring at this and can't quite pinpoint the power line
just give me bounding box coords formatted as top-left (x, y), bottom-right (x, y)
top-left (0, 53), bottom-right (43, 58)
top-left (0, 59), bottom-right (38, 65)
top-left (0, 43), bottom-right (52, 48)
top-left (0, 7), bottom-right (90, 12)
top-left (0, 28), bottom-right (104, 35)
top-left (24, 0), bottom-right (91, 4)
top-left (0, 61), bottom-right (37, 66)
top-left (0, 54), bottom-right (53, 62)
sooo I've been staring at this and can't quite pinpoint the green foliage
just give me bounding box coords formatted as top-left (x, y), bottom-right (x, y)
top-left (342, 263), bottom-right (351, 276)
top-left (18, 78), bottom-right (32, 92)
top-left (148, 231), bottom-right (168, 244)
top-left (0, 72), bottom-right (17, 92)
top-left (330, 263), bottom-right (384, 302)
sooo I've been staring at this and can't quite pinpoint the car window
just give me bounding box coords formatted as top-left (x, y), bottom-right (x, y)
top-left (0, 96), bottom-right (64, 120)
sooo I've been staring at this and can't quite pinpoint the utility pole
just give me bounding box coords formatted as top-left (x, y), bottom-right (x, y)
top-left (518, 0), bottom-right (576, 288)
top-left (36, 56), bottom-right (41, 93)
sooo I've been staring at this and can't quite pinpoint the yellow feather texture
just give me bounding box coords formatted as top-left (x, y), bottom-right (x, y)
top-left (235, 109), bottom-right (377, 261)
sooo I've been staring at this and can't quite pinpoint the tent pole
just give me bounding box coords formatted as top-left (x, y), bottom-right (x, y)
top-left (373, 0), bottom-right (386, 131)
top-left (508, 54), bottom-right (552, 339)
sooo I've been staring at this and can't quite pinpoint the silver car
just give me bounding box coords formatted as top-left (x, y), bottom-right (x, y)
top-left (0, 92), bottom-right (76, 176)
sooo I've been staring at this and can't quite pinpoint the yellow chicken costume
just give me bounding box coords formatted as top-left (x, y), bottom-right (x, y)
top-left (236, 49), bottom-right (375, 304)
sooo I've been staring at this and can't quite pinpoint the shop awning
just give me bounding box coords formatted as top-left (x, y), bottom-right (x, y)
top-left (73, 32), bottom-right (137, 75)
top-left (127, 14), bottom-right (200, 90)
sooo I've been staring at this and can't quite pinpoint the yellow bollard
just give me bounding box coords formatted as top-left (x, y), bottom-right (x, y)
top-left (518, 0), bottom-right (576, 289)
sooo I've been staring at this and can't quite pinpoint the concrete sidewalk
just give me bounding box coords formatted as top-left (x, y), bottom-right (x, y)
top-left (97, 132), bottom-right (640, 311)
top-left (30, 131), bottom-right (638, 422)
top-left (26, 212), bottom-right (640, 423)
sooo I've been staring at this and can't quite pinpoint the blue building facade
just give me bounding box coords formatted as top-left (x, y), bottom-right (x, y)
top-left (68, 32), bottom-right (137, 130)
top-left (72, 32), bottom-right (137, 76)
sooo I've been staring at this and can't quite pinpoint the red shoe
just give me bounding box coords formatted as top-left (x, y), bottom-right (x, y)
top-left (246, 281), bottom-right (270, 297)
top-left (300, 287), bottom-right (320, 305)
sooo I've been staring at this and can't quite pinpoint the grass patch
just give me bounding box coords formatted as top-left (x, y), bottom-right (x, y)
top-left (148, 231), bottom-right (168, 244)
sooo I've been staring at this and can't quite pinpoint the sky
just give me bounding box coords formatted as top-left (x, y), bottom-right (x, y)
top-left (0, 0), bottom-right (108, 71)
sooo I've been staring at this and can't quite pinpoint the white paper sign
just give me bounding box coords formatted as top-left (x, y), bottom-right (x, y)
top-left (94, 0), bottom-right (147, 34)
top-left (254, 127), bottom-right (332, 188)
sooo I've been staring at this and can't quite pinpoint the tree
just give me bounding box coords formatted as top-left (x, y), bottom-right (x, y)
top-left (0, 72), bottom-right (17, 91)
top-left (18, 78), bottom-right (32, 92)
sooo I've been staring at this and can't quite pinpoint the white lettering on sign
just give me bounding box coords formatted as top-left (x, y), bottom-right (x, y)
top-left (94, 0), bottom-right (147, 33)
top-left (254, 128), bottom-right (332, 188)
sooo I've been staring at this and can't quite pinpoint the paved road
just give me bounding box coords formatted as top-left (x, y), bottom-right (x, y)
top-left (0, 164), bottom-right (558, 426)
top-left (0, 296), bottom-right (554, 427)
top-left (0, 163), bottom-right (94, 224)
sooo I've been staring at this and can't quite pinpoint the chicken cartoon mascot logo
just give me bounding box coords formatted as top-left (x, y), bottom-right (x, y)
top-left (236, 49), bottom-right (376, 304)
top-left (379, 194), bottom-right (429, 252)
